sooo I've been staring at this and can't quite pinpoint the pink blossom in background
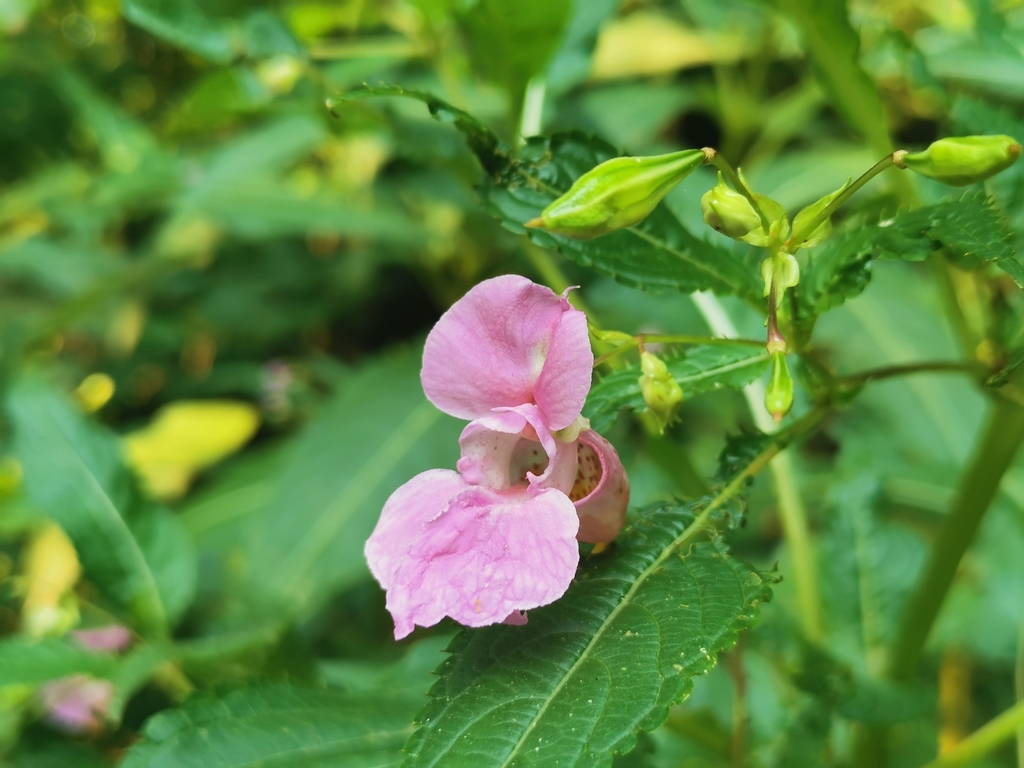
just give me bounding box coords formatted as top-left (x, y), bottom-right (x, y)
top-left (365, 275), bottom-right (630, 639)
top-left (71, 625), bottom-right (132, 653)
top-left (39, 675), bottom-right (114, 734)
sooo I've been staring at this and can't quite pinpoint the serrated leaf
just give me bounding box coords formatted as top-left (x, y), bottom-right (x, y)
top-left (988, 346), bottom-right (1024, 387)
top-left (345, 87), bottom-right (763, 300)
top-left (919, 192), bottom-right (1021, 283)
top-left (404, 500), bottom-right (772, 768)
top-left (795, 191), bottom-right (1021, 339)
top-left (121, 684), bottom-right (418, 768)
top-left (8, 378), bottom-right (197, 636)
top-left (342, 85), bottom-right (506, 174)
top-left (584, 345), bottom-right (770, 433)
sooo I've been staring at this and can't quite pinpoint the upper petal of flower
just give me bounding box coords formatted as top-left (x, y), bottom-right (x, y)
top-left (571, 430), bottom-right (630, 544)
top-left (534, 301), bottom-right (593, 430)
top-left (421, 275), bottom-right (593, 429)
top-left (369, 475), bottom-right (580, 639)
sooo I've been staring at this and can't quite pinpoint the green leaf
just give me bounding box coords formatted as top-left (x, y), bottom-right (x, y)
top-left (344, 87), bottom-right (762, 300)
top-left (794, 192), bottom-right (1021, 340)
top-left (765, 0), bottom-right (893, 161)
top-left (0, 636), bottom-right (119, 686)
top-left (120, 684), bottom-right (418, 768)
top-left (987, 346), bottom-right (1024, 387)
top-left (404, 500), bottom-right (772, 768)
top-left (239, 351), bottom-right (462, 618)
top-left (917, 191), bottom-right (1022, 284)
top-left (341, 85), bottom-right (506, 174)
top-left (455, 0), bottom-right (572, 104)
top-left (544, 0), bottom-right (619, 96)
top-left (8, 378), bottom-right (197, 636)
top-left (121, 0), bottom-right (237, 64)
top-left (584, 345), bottom-right (771, 433)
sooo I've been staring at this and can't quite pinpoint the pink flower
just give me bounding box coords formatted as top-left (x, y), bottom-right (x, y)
top-left (365, 275), bottom-right (630, 639)
top-left (71, 625), bottom-right (132, 653)
top-left (39, 675), bottom-right (114, 734)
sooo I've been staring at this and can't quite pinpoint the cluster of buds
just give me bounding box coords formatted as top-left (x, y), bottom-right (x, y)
top-left (531, 132), bottom-right (1020, 424)
top-left (637, 351), bottom-right (684, 434)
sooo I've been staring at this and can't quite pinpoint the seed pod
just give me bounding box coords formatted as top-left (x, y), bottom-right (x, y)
top-left (897, 135), bottom-right (1021, 186)
top-left (790, 178), bottom-right (851, 248)
top-left (764, 351), bottom-right (794, 423)
top-left (638, 351), bottom-right (683, 434)
top-left (526, 149), bottom-right (706, 239)
top-left (701, 172), bottom-right (762, 239)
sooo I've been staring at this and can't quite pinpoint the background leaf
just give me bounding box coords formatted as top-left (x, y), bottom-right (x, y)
top-left (9, 379), bottom-right (197, 635)
top-left (456, 0), bottom-right (573, 108)
top-left (121, 684), bottom-right (417, 768)
top-left (232, 350), bottom-right (462, 619)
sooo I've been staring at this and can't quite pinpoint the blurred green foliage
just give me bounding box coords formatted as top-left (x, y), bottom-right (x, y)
top-left (1, 0), bottom-right (1024, 766)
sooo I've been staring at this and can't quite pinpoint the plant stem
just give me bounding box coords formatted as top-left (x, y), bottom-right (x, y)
top-left (691, 292), bottom-right (823, 642)
top-left (522, 242), bottom-right (596, 319)
top-left (920, 697), bottom-right (1024, 768)
top-left (639, 333), bottom-right (765, 348)
top-left (841, 361), bottom-right (979, 386)
top-left (1017, 624), bottom-right (1024, 768)
top-left (678, 403), bottom-right (831, 547)
top-left (771, 450), bottom-right (822, 641)
top-left (704, 149), bottom-right (772, 233)
top-left (726, 640), bottom-right (749, 766)
top-left (787, 153), bottom-right (898, 248)
top-left (888, 396), bottom-right (1024, 683)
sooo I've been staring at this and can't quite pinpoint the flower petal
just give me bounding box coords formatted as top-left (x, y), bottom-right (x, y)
top-left (382, 485), bottom-right (580, 639)
top-left (534, 299), bottom-right (594, 430)
top-left (456, 404), bottom-right (577, 493)
top-left (365, 469), bottom-right (468, 591)
top-left (571, 430), bottom-right (630, 544)
top-left (421, 275), bottom-right (591, 425)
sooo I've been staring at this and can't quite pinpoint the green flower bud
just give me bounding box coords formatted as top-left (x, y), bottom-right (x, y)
top-left (638, 351), bottom-right (683, 435)
top-left (764, 351), bottom-right (794, 423)
top-left (760, 252), bottom-right (800, 297)
top-left (742, 193), bottom-right (789, 248)
top-left (701, 172), bottom-right (762, 239)
top-left (897, 135), bottom-right (1022, 186)
top-left (790, 178), bottom-right (851, 248)
top-left (526, 149), bottom-right (706, 240)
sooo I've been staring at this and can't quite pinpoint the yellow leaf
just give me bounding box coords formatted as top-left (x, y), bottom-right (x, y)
top-left (22, 523), bottom-right (81, 637)
top-left (124, 401), bottom-right (260, 500)
top-left (75, 373), bottom-right (116, 414)
top-left (590, 13), bottom-right (750, 80)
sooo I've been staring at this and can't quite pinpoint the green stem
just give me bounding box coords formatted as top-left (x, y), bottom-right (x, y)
top-left (705, 150), bottom-right (771, 233)
top-left (920, 698), bottom-right (1024, 768)
top-left (841, 361), bottom-right (979, 386)
top-left (522, 242), bottom-right (596, 319)
top-left (639, 333), bottom-right (764, 348)
top-left (772, 450), bottom-right (822, 642)
top-left (679, 404), bottom-right (831, 544)
top-left (692, 291), bottom-right (821, 643)
top-left (788, 153), bottom-right (898, 248)
top-left (1017, 624), bottom-right (1024, 768)
top-left (888, 396), bottom-right (1024, 683)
